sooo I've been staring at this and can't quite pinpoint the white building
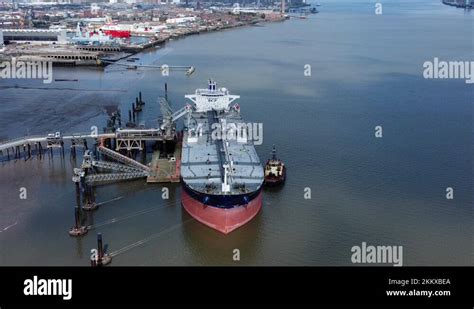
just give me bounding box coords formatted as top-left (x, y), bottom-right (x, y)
top-left (30, 0), bottom-right (72, 3)
top-left (91, 3), bottom-right (100, 15)
top-left (166, 16), bottom-right (196, 24)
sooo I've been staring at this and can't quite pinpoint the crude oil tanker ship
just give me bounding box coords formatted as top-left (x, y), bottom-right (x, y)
top-left (180, 81), bottom-right (264, 234)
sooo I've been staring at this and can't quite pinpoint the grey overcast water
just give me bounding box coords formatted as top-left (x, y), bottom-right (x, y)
top-left (0, 0), bottom-right (472, 266)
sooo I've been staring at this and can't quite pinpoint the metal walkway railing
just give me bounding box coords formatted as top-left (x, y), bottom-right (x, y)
top-left (97, 146), bottom-right (150, 173)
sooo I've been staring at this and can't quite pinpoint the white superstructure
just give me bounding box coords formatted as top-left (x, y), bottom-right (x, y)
top-left (184, 80), bottom-right (240, 113)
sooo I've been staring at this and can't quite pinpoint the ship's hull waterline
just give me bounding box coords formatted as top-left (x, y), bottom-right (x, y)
top-left (181, 185), bottom-right (263, 234)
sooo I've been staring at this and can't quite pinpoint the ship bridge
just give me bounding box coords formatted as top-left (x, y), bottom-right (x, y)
top-left (185, 80), bottom-right (239, 113)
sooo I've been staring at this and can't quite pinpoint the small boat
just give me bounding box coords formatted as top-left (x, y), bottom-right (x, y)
top-left (186, 66), bottom-right (196, 76)
top-left (264, 145), bottom-right (286, 186)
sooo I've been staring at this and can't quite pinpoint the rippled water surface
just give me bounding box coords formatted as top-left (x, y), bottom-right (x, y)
top-left (0, 0), bottom-right (472, 265)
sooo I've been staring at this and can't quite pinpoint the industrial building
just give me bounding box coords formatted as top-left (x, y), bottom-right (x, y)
top-left (0, 29), bottom-right (68, 45)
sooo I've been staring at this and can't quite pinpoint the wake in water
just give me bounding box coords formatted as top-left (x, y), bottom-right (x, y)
top-left (109, 218), bottom-right (194, 258)
top-left (86, 199), bottom-right (177, 230)
top-left (0, 221), bottom-right (18, 233)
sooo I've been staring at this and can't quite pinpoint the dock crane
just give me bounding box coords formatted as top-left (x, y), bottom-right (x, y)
top-left (159, 97), bottom-right (194, 136)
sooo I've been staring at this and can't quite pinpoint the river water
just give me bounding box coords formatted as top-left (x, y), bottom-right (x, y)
top-left (0, 0), bottom-right (472, 265)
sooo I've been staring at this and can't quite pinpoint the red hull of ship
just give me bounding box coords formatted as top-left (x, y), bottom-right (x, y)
top-left (181, 189), bottom-right (262, 234)
top-left (103, 30), bottom-right (131, 38)
top-left (264, 177), bottom-right (285, 186)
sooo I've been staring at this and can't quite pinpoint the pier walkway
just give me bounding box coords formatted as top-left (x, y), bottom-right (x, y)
top-left (0, 133), bottom-right (115, 152)
top-left (0, 126), bottom-right (178, 153)
top-left (0, 128), bottom-right (182, 184)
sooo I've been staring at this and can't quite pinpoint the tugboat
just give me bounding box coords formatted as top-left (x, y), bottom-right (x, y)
top-left (264, 145), bottom-right (286, 186)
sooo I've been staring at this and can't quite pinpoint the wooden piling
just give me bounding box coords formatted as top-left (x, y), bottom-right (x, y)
top-left (95, 233), bottom-right (111, 266)
top-left (69, 180), bottom-right (88, 236)
top-left (97, 233), bottom-right (103, 263)
top-left (71, 141), bottom-right (76, 158)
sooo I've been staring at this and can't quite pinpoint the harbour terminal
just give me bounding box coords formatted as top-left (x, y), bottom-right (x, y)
top-left (0, 0), bottom-right (472, 305)
top-left (0, 1), bottom-right (303, 66)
